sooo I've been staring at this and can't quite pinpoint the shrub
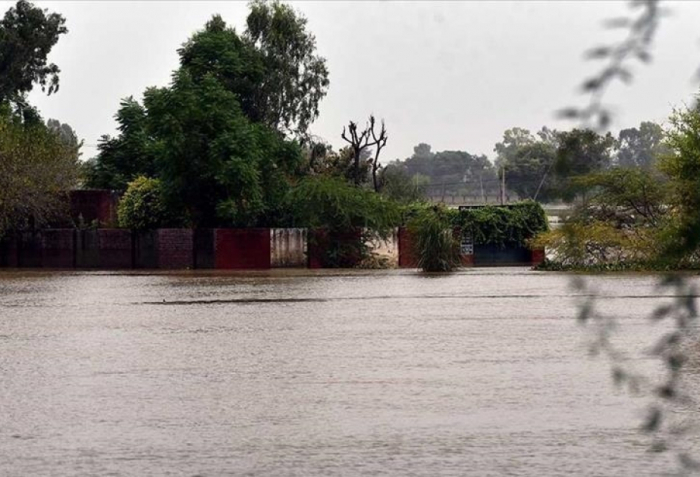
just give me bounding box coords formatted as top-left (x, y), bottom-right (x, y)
top-left (117, 176), bottom-right (171, 230)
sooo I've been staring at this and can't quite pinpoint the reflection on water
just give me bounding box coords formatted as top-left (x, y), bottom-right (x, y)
top-left (0, 268), bottom-right (696, 476)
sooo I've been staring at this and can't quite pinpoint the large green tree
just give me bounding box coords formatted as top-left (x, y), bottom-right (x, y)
top-left (86, 5), bottom-right (329, 226)
top-left (0, 1), bottom-right (67, 111)
top-left (144, 70), bottom-right (301, 227)
top-left (494, 127), bottom-right (559, 202)
top-left (177, 1), bottom-right (329, 138)
top-left (615, 121), bottom-right (668, 169)
top-left (0, 110), bottom-right (80, 234)
top-left (554, 128), bottom-right (614, 201)
top-left (82, 97), bottom-right (157, 190)
top-left (245, 0), bottom-right (329, 137)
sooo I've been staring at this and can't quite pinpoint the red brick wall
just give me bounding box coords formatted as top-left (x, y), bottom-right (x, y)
top-left (41, 229), bottom-right (75, 268)
top-left (17, 232), bottom-right (42, 268)
top-left (398, 227), bottom-right (419, 268)
top-left (461, 254), bottom-right (474, 267)
top-left (157, 229), bottom-right (193, 269)
top-left (70, 190), bottom-right (119, 227)
top-left (193, 229), bottom-right (215, 269)
top-left (215, 229), bottom-right (271, 269)
top-left (98, 229), bottom-right (133, 269)
top-left (75, 230), bottom-right (100, 268)
top-left (307, 228), bottom-right (327, 269)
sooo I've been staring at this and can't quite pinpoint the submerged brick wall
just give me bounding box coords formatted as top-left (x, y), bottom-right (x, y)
top-left (42, 229), bottom-right (75, 268)
top-left (75, 230), bottom-right (100, 268)
top-left (157, 229), bottom-right (193, 269)
top-left (17, 232), bottom-right (42, 268)
top-left (98, 229), bottom-right (132, 269)
top-left (215, 228), bottom-right (271, 269)
top-left (0, 235), bottom-right (18, 267)
top-left (531, 248), bottom-right (545, 267)
top-left (194, 229), bottom-right (215, 269)
top-left (134, 231), bottom-right (157, 269)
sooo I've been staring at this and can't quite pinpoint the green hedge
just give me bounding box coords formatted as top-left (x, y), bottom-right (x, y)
top-left (450, 201), bottom-right (548, 248)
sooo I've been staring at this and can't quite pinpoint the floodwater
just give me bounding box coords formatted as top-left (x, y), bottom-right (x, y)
top-left (1, 268), bottom-right (698, 477)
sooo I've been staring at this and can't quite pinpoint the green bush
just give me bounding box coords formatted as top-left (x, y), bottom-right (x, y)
top-left (117, 176), bottom-right (172, 230)
top-left (287, 177), bottom-right (401, 267)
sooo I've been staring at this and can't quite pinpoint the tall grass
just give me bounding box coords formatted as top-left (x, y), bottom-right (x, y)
top-left (408, 206), bottom-right (461, 272)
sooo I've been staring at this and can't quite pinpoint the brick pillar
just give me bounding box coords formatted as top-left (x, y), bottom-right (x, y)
top-left (531, 248), bottom-right (546, 267)
top-left (398, 227), bottom-right (419, 268)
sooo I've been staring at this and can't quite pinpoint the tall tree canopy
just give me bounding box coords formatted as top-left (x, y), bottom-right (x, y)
top-left (0, 0), bottom-right (67, 109)
top-left (494, 127), bottom-right (559, 202)
top-left (554, 128), bottom-right (614, 201)
top-left (245, 0), bottom-right (329, 137)
top-left (0, 110), bottom-right (80, 234)
top-left (177, 1), bottom-right (328, 138)
top-left (615, 121), bottom-right (668, 169)
top-left (85, 7), bottom-right (317, 227)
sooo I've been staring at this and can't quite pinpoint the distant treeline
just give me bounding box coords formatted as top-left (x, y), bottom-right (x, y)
top-left (387, 122), bottom-right (666, 204)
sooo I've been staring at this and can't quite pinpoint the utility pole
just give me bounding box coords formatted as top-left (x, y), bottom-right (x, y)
top-left (500, 166), bottom-right (506, 205)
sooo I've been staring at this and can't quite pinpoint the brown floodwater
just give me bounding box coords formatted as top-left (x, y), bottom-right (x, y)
top-left (0, 268), bottom-right (698, 476)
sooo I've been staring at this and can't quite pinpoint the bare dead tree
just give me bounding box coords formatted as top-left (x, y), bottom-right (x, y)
top-left (369, 116), bottom-right (388, 192)
top-left (341, 115), bottom-right (388, 187)
top-left (341, 120), bottom-right (374, 186)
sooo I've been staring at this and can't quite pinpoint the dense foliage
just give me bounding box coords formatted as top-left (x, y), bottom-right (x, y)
top-left (452, 201), bottom-right (548, 248)
top-left (287, 176), bottom-right (401, 267)
top-left (0, 0), bottom-right (67, 111)
top-left (84, 9), bottom-right (314, 227)
top-left (0, 1), bottom-right (80, 235)
top-left (406, 201), bottom-right (548, 272)
top-left (0, 110), bottom-right (80, 234)
top-left (534, 94), bottom-right (700, 270)
top-left (117, 177), bottom-right (171, 231)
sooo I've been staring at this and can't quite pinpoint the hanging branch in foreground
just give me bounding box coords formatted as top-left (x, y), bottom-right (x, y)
top-left (573, 277), bottom-right (700, 476)
top-left (562, 1), bottom-right (700, 474)
top-left (558, 0), bottom-right (663, 130)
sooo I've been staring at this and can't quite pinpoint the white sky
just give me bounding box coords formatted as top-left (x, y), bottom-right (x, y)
top-left (16, 1), bottom-right (700, 162)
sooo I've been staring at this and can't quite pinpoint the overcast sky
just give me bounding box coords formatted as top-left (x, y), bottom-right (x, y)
top-left (16, 1), bottom-right (700, 162)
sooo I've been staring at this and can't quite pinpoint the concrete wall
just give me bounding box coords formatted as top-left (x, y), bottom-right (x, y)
top-left (271, 228), bottom-right (307, 268)
top-left (308, 228), bottom-right (363, 268)
top-left (0, 235), bottom-right (18, 267)
top-left (17, 232), bottom-right (42, 268)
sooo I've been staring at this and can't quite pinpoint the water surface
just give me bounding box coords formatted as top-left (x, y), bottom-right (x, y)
top-left (0, 269), bottom-right (697, 476)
